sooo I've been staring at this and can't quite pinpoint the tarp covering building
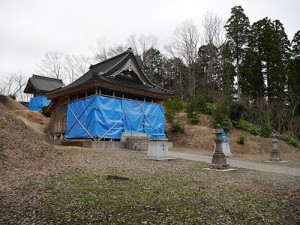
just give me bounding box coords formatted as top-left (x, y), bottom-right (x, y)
top-left (65, 95), bottom-right (165, 139)
top-left (28, 96), bottom-right (51, 112)
top-left (45, 48), bottom-right (173, 139)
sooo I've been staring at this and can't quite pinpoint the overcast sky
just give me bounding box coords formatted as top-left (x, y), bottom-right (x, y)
top-left (0, 0), bottom-right (299, 80)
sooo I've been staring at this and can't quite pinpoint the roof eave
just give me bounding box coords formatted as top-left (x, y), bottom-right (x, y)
top-left (46, 77), bottom-right (173, 100)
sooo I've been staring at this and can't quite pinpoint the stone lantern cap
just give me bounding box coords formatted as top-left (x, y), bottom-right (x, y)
top-left (213, 124), bottom-right (225, 135)
top-left (271, 130), bottom-right (279, 139)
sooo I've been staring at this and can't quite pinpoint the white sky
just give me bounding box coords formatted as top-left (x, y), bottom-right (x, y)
top-left (0, 0), bottom-right (299, 80)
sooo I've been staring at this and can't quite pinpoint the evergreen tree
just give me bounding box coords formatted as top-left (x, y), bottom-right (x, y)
top-left (225, 5), bottom-right (250, 101)
top-left (164, 57), bottom-right (188, 98)
top-left (219, 43), bottom-right (235, 100)
top-left (240, 47), bottom-right (264, 100)
top-left (251, 18), bottom-right (291, 102)
top-left (288, 30), bottom-right (300, 116)
top-left (142, 48), bottom-right (165, 87)
top-left (195, 43), bottom-right (219, 97)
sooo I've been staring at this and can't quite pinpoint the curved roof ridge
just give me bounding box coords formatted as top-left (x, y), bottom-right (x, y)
top-left (89, 48), bottom-right (131, 70)
top-left (101, 50), bottom-right (132, 76)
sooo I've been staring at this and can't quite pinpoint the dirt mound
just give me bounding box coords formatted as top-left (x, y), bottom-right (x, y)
top-left (12, 110), bottom-right (50, 137)
top-left (0, 94), bottom-right (27, 111)
top-left (0, 110), bottom-right (53, 169)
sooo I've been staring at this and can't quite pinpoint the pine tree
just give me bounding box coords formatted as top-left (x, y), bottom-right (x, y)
top-left (219, 43), bottom-right (235, 100)
top-left (195, 43), bottom-right (219, 96)
top-left (240, 47), bottom-right (264, 100)
top-left (142, 48), bottom-right (165, 87)
top-left (288, 30), bottom-right (300, 116)
top-left (251, 18), bottom-right (291, 102)
top-left (225, 6), bottom-right (250, 101)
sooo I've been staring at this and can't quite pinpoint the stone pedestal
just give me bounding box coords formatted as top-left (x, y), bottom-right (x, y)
top-left (222, 142), bottom-right (232, 157)
top-left (269, 131), bottom-right (282, 162)
top-left (147, 138), bottom-right (170, 160)
top-left (209, 125), bottom-right (229, 169)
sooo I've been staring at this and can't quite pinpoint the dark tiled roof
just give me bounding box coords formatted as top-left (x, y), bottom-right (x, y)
top-left (48, 48), bottom-right (174, 96)
top-left (24, 75), bottom-right (64, 94)
top-left (100, 75), bottom-right (173, 95)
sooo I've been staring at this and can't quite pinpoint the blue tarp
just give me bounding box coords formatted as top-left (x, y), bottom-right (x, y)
top-left (221, 133), bottom-right (229, 142)
top-left (28, 96), bottom-right (51, 112)
top-left (65, 95), bottom-right (166, 139)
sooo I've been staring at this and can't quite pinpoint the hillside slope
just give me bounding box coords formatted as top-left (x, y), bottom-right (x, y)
top-left (166, 112), bottom-right (300, 165)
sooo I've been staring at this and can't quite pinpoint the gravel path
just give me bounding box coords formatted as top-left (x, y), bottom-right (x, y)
top-left (171, 152), bottom-right (300, 177)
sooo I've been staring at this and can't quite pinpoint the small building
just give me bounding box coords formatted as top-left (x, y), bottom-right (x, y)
top-left (24, 75), bottom-right (64, 112)
top-left (46, 48), bottom-right (174, 140)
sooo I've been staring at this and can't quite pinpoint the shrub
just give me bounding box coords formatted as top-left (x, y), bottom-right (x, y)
top-left (164, 96), bottom-right (184, 113)
top-left (236, 136), bottom-right (245, 145)
top-left (211, 101), bottom-right (232, 132)
top-left (230, 102), bottom-right (246, 121)
top-left (170, 122), bottom-right (184, 133)
top-left (278, 132), bottom-right (300, 148)
top-left (186, 95), bottom-right (213, 117)
top-left (188, 114), bottom-right (200, 125)
top-left (260, 111), bottom-right (272, 138)
top-left (235, 119), bottom-right (261, 136)
top-left (205, 103), bottom-right (216, 115)
top-left (165, 111), bottom-right (174, 123)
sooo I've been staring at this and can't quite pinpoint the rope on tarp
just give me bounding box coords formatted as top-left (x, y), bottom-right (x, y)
top-left (65, 96), bottom-right (97, 137)
top-left (69, 106), bottom-right (95, 141)
top-left (97, 100), bottom-right (139, 141)
top-left (137, 103), bottom-right (156, 132)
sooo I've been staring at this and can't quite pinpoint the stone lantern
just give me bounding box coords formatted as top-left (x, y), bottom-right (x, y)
top-left (209, 124), bottom-right (229, 169)
top-left (269, 130), bottom-right (282, 161)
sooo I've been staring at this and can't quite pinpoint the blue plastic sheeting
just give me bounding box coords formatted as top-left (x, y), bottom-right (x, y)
top-left (221, 134), bottom-right (229, 142)
top-left (65, 95), bottom-right (165, 139)
top-left (28, 96), bottom-right (51, 112)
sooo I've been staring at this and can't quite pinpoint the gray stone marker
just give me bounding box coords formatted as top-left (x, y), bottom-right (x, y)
top-left (269, 130), bottom-right (282, 162)
top-left (209, 124), bottom-right (229, 169)
top-left (147, 138), bottom-right (171, 160)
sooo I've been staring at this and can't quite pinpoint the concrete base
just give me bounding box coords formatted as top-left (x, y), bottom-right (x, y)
top-left (204, 168), bottom-right (235, 172)
top-left (208, 163), bottom-right (230, 170)
top-left (265, 160), bottom-right (288, 163)
top-left (121, 132), bottom-right (149, 151)
top-left (147, 139), bottom-right (170, 159)
top-left (146, 157), bottom-right (176, 161)
top-left (83, 140), bottom-right (122, 150)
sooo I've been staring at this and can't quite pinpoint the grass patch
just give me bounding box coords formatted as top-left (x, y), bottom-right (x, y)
top-left (17, 168), bottom-right (295, 225)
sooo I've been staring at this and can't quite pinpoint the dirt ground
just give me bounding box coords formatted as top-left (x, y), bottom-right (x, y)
top-left (0, 97), bottom-right (300, 224)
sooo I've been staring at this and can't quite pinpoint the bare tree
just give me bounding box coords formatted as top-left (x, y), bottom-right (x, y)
top-left (64, 55), bottom-right (77, 84)
top-left (37, 52), bottom-right (65, 80)
top-left (12, 74), bottom-right (27, 101)
top-left (72, 55), bottom-right (91, 75)
top-left (0, 73), bottom-right (28, 101)
top-left (138, 34), bottom-right (158, 55)
top-left (92, 37), bottom-right (126, 62)
top-left (0, 75), bottom-right (15, 96)
top-left (64, 54), bottom-right (91, 83)
top-left (202, 10), bottom-right (225, 46)
top-left (127, 34), bottom-right (139, 55)
top-left (165, 20), bottom-right (200, 96)
top-left (92, 37), bottom-right (109, 62)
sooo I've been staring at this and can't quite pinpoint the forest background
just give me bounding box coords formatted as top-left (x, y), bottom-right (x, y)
top-left (1, 6), bottom-right (300, 142)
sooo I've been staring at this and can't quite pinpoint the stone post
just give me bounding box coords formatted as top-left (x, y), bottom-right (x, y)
top-left (209, 124), bottom-right (229, 169)
top-left (269, 130), bottom-right (282, 161)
